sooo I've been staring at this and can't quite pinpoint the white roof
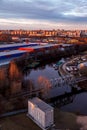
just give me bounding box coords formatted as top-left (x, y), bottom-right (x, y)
top-left (17, 43), bottom-right (72, 50)
top-left (29, 97), bottom-right (53, 112)
top-left (62, 44), bottom-right (72, 47)
top-left (0, 50), bottom-right (26, 56)
top-left (31, 44), bottom-right (57, 49)
top-left (0, 42), bottom-right (38, 48)
top-left (20, 44), bottom-right (59, 50)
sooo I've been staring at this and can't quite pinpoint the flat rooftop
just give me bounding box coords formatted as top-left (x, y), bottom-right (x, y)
top-left (0, 42), bottom-right (38, 48)
top-left (29, 97), bottom-right (53, 112)
top-left (0, 50), bottom-right (26, 57)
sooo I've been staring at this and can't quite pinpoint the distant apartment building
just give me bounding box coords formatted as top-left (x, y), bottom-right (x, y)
top-left (80, 30), bottom-right (87, 37)
top-left (56, 30), bottom-right (80, 37)
top-left (0, 29), bottom-right (83, 38)
top-left (0, 30), bottom-right (58, 36)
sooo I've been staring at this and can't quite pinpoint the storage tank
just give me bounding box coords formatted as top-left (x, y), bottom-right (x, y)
top-left (78, 62), bottom-right (87, 76)
top-left (28, 97), bottom-right (54, 129)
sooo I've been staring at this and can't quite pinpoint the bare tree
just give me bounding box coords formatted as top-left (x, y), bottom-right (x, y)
top-left (37, 76), bottom-right (51, 98)
top-left (9, 61), bottom-right (22, 81)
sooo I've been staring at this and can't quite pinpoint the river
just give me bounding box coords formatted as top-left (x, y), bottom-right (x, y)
top-left (0, 58), bottom-right (87, 115)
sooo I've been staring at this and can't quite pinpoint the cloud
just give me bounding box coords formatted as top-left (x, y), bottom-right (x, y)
top-left (0, 0), bottom-right (87, 29)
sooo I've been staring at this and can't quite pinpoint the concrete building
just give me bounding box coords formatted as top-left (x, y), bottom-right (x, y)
top-left (28, 97), bottom-right (54, 130)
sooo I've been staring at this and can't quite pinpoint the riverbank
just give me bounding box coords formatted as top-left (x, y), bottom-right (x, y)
top-left (0, 108), bottom-right (87, 130)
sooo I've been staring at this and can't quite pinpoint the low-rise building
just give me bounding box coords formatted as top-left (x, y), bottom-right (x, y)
top-left (28, 97), bottom-right (54, 130)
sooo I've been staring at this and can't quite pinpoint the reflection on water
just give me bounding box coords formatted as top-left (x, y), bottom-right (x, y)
top-left (0, 60), bottom-right (35, 114)
top-left (0, 60), bottom-right (87, 115)
top-left (9, 61), bottom-right (22, 81)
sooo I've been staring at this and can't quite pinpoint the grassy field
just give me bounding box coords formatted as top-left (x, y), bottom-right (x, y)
top-left (54, 108), bottom-right (81, 130)
top-left (0, 113), bottom-right (41, 130)
top-left (0, 108), bottom-right (82, 130)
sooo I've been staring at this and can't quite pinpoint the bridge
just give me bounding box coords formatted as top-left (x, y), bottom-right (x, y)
top-left (8, 74), bottom-right (87, 101)
top-left (50, 75), bottom-right (87, 88)
top-left (45, 88), bottom-right (85, 107)
top-left (9, 87), bottom-right (44, 99)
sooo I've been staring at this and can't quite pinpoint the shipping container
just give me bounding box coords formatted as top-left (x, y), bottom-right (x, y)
top-left (28, 97), bottom-right (54, 130)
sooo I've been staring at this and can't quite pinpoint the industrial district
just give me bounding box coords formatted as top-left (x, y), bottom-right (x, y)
top-left (0, 29), bottom-right (87, 130)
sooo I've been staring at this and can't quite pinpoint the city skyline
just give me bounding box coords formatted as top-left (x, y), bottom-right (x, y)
top-left (0, 0), bottom-right (87, 30)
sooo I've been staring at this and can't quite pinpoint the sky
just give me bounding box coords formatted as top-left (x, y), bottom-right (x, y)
top-left (0, 0), bottom-right (87, 30)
